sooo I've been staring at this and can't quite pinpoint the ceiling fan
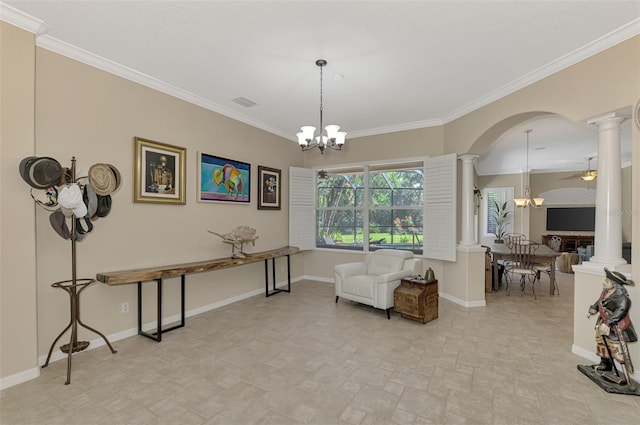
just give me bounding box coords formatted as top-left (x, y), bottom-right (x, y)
top-left (562, 157), bottom-right (597, 181)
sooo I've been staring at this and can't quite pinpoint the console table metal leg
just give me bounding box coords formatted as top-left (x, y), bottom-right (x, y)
top-left (138, 276), bottom-right (185, 342)
top-left (286, 254), bottom-right (291, 292)
top-left (138, 278), bottom-right (163, 342)
top-left (265, 255), bottom-right (291, 297)
top-left (272, 258), bottom-right (276, 292)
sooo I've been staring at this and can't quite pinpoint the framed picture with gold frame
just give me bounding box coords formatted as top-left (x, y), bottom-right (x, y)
top-left (134, 137), bottom-right (186, 204)
top-left (257, 165), bottom-right (281, 210)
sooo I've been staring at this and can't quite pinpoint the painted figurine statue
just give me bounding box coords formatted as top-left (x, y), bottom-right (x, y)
top-left (580, 267), bottom-right (638, 394)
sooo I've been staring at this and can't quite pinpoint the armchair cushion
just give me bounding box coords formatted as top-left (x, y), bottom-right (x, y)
top-left (366, 249), bottom-right (411, 275)
top-left (334, 262), bottom-right (367, 280)
top-left (334, 249), bottom-right (421, 318)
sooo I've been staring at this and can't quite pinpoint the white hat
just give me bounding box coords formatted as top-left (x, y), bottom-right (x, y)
top-left (58, 184), bottom-right (87, 218)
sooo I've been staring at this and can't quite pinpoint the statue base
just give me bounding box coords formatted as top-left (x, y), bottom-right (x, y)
top-left (577, 364), bottom-right (640, 396)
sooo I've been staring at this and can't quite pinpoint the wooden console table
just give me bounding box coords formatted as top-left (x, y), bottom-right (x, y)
top-left (96, 246), bottom-right (300, 341)
top-left (394, 278), bottom-right (438, 323)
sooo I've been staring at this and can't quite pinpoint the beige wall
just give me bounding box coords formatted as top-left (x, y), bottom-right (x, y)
top-left (32, 48), bottom-right (306, 352)
top-left (1, 22), bottom-right (40, 383)
top-left (303, 126), bottom-right (445, 169)
top-left (0, 20), bottom-right (306, 387)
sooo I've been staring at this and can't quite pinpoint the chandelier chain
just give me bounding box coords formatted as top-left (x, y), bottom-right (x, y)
top-left (319, 61), bottom-right (323, 133)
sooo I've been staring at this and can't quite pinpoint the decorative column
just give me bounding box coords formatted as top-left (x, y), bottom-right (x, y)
top-left (586, 113), bottom-right (627, 266)
top-left (458, 154), bottom-right (479, 246)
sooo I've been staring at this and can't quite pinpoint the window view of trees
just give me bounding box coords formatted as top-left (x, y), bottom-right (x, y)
top-left (317, 165), bottom-right (423, 253)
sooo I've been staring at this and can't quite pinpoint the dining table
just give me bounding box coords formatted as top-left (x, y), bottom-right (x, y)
top-left (487, 241), bottom-right (562, 295)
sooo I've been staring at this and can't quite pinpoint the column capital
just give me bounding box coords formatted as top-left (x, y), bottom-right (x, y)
top-left (586, 111), bottom-right (630, 127)
top-left (458, 154), bottom-right (479, 163)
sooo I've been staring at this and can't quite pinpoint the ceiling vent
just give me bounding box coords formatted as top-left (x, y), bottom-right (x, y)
top-left (232, 97), bottom-right (257, 108)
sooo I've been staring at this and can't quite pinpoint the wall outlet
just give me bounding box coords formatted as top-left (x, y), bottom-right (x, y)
top-left (121, 302), bottom-right (129, 314)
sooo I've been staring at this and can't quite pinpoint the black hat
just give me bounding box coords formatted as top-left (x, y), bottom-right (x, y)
top-left (19, 156), bottom-right (62, 189)
top-left (604, 267), bottom-right (634, 286)
top-left (95, 194), bottom-right (112, 217)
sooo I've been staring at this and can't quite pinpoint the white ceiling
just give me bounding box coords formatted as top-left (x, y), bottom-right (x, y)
top-left (2, 1), bottom-right (638, 174)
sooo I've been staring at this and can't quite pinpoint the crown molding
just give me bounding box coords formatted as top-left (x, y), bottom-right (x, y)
top-left (443, 18), bottom-right (640, 124)
top-left (3, 2), bottom-right (638, 140)
top-left (0, 2), bottom-right (47, 35)
top-left (347, 118), bottom-right (443, 139)
top-left (0, 5), bottom-right (294, 139)
top-left (35, 35), bottom-right (291, 140)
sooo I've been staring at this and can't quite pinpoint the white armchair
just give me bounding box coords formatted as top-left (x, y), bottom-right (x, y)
top-left (334, 249), bottom-right (422, 319)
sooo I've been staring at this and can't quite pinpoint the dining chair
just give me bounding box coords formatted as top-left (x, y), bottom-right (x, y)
top-left (501, 233), bottom-right (528, 272)
top-left (504, 233), bottom-right (527, 247)
top-left (504, 240), bottom-right (539, 299)
top-left (532, 242), bottom-right (560, 295)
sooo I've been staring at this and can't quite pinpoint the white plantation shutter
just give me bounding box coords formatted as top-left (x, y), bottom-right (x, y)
top-left (289, 167), bottom-right (315, 250)
top-left (422, 153), bottom-right (456, 261)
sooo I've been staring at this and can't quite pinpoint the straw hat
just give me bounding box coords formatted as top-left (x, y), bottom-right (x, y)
top-left (88, 163), bottom-right (117, 196)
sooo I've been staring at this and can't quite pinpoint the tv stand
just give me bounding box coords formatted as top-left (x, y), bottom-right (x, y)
top-left (542, 234), bottom-right (594, 252)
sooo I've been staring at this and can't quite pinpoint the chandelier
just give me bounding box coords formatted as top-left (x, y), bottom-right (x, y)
top-left (513, 129), bottom-right (544, 208)
top-left (581, 157), bottom-right (597, 181)
top-left (297, 59), bottom-right (346, 154)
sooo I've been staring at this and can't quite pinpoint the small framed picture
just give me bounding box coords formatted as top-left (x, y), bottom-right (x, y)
top-left (134, 137), bottom-right (186, 204)
top-left (197, 152), bottom-right (250, 203)
top-left (257, 166), bottom-right (281, 210)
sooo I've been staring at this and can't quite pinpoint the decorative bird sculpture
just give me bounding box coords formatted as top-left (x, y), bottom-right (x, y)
top-left (208, 226), bottom-right (258, 258)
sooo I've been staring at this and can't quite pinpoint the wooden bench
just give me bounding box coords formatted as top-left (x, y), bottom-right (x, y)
top-left (96, 246), bottom-right (300, 341)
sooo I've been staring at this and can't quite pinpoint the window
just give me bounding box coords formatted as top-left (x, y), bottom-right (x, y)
top-left (290, 154), bottom-right (456, 261)
top-left (316, 164), bottom-right (423, 253)
top-left (483, 187), bottom-right (514, 238)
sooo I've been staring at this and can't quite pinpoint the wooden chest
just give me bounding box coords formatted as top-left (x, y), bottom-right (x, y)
top-left (394, 278), bottom-right (438, 323)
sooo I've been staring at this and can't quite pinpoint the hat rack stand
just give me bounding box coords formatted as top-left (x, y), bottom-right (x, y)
top-left (41, 157), bottom-right (116, 385)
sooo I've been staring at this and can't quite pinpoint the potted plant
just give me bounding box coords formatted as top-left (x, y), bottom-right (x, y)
top-left (491, 200), bottom-right (511, 243)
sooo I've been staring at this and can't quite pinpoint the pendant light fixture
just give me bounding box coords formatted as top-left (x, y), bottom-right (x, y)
top-left (513, 129), bottom-right (544, 208)
top-left (297, 59), bottom-right (346, 154)
top-left (581, 157), bottom-right (597, 181)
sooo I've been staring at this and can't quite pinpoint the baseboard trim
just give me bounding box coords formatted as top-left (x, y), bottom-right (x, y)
top-left (301, 275), bottom-right (334, 284)
top-left (439, 292), bottom-right (486, 308)
top-left (0, 367), bottom-right (40, 391)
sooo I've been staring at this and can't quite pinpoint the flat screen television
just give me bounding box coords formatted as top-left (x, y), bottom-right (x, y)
top-left (546, 207), bottom-right (595, 232)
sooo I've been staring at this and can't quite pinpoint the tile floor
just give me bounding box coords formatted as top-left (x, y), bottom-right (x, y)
top-left (2, 273), bottom-right (639, 424)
